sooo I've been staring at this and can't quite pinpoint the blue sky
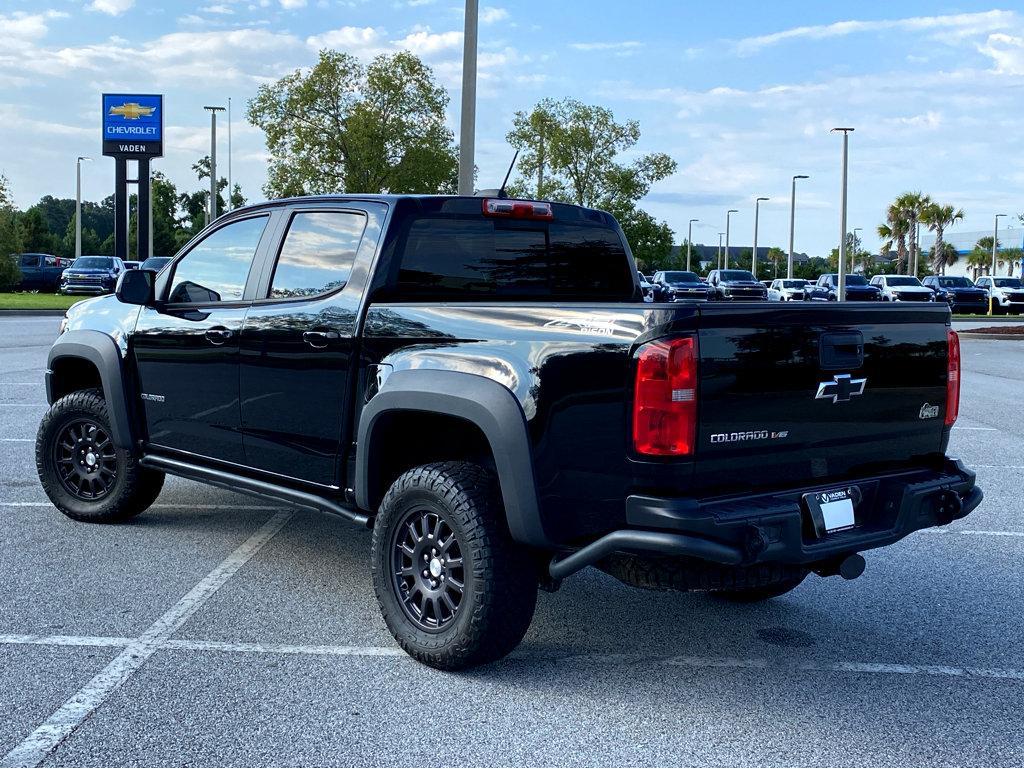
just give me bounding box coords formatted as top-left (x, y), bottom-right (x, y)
top-left (1, 0), bottom-right (1023, 255)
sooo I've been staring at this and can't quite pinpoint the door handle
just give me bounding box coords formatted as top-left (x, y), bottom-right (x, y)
top-left (205, 327), bottom-right (233, 345)
top-left (303, 330), bottom-right (339, 349)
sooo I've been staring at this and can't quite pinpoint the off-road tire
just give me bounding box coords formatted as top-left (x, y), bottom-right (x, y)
top-left (371, 461), bottom-right (538, 670)
top-left (599, 553), bottom-right (808, 601)
top-left (36, 388), bottom-right (164, 523)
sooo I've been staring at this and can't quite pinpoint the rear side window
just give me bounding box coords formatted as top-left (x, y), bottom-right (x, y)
top-left (269, 211), bottom-right (366, 299)
top-left (21, 255), bottom-right (40, 268)
top-left (390, 217), bottom-right (634, 301)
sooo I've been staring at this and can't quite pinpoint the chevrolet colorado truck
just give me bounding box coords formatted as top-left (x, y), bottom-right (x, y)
top-left (37, 195), bottom-right (982, 669)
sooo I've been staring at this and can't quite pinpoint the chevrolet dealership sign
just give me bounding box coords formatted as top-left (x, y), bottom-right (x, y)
top-left (102, 93), bottom-right (163, 157)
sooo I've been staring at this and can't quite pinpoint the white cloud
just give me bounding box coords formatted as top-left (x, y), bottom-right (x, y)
top-left (306, 25), bottom-right (385, 54)
top-left (393, 29), bottom-right (462, 55)
top-left (202, 4), bottom-right (235, 14)
top-left (480, 7), bottom-right (508, 25)
top-left (0, 10), bottom-right (67, 40)
top-left (734, 10), bottom-right (1017, 55)
top-left (978, 33), bottom-right (1024, 75)
top-left (88, 0), bottom-right (135, 16)
top-left (570, 40), bottom-right (642, 52)
top-left (279, 0), bottom-right (306, 8)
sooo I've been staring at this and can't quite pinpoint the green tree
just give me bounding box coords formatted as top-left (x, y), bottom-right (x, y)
top-left (878, 202), bottom-right (910, 273)
top-left (0, 174), bottom-right (24, 290)
top-left (248, 50), bottom-right (458, 197)
top-left (617, 208), bottom-right (673, 271)
top-left (19, 208), bottom-right (61, 254)
top-left (893, 191), bottom-right (931, 275)
top-left (921, 202), bottom-right (964, 275)
top-left (765, 246), bottom-right (786, 279)
top-left (967, 236), bottom-right (998, 279)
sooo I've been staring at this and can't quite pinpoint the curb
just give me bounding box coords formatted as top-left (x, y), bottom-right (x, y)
top-left (0, 309), bottom-right (67, 317)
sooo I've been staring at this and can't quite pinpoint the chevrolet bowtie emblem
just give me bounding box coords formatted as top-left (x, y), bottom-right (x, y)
top-left (109, 102), bottom-right (155, 120)
top-left (815, 373), bottom-right (867, 403)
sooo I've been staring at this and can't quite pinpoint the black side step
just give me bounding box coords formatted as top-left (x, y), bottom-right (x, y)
top-left (140, 454), bottom-right (370, 527)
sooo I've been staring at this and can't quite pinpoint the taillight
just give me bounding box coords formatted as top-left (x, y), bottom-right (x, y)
top-left (633, 336), bottom-right (698, 456)
top-left (945, 329), bottom-right (960, 426)
top-left (481, 198), bottom-right (554, 221)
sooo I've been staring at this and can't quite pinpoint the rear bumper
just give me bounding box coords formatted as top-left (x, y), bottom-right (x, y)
top-left (550, 459), bottom-right (981, 579)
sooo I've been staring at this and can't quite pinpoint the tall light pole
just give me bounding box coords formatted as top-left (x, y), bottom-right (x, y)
top-left (204, 106), bottom-right (226, 222)
top-left (75, 156), bottom-right (91, 259)
top-left (717, 233), bottom-right (724, 269)
top-left (458, 0), bottom-right (479, 195)
top-left (832, 128), bottom-right (854, 301)
top-left (752, 197), bottom-right (768, 279)
top-left (687, 218), bottom-right (698, 271)
top-left (724, 209), bottom-right (738, 269)
top-left (227, 97), bottom-right (233, 212)
top-left (990, 213), bottom-right (1007, 315)
top-left (853, 227), bottom-right (863, 274)
top-left (788, 174), bottom-right (809, 279)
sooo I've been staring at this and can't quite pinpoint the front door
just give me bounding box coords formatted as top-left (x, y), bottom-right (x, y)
top-left (132, 214), bottom-right (272, 464)
top-left (239, 207), bottom-right (374, 486)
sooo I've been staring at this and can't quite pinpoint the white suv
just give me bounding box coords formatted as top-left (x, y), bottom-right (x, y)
top-left (976, 276), bottom-right (1024, 314)
top-left (869, 275), bottom-right (935, 302)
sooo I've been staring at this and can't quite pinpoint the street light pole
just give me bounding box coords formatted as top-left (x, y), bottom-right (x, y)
top-left (788, 174), bottom-right (809, 279)
top-left (752, 197), bottom-right (768, 279)
top-left (832, 128), bottom-right (854, 301)
top-left (990, 213), bottom-right (1007, 315)
top-left (458, 0), bottom-right (479, 195)
top-left (227, 97), bottom-right (233, 212)
top-left (75, 156), bottom-right (91, 259)
top-left (204, 106), bottom-right (226, 222)
top-left (687, 218), bottom-right (698, 272)
top-left (725, 209), bottom-right (738, 269)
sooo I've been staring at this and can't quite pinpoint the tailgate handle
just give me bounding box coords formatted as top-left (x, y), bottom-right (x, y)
top-left (820, 331), bottom-right (864, 370)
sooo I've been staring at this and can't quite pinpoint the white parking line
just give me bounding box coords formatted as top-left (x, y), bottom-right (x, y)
top-left (1, 633), bottom-right (1022, 682)
top-left (952, 426), bottom-right (998, 431)
top-left (0, 501), bottom-right (283, 510)
top-left (919, 529), bottom-right (1024, 538)
top-left (1, 438), bottom-right (32, 442)
top-left (1, 510), bottom-right (293, 769)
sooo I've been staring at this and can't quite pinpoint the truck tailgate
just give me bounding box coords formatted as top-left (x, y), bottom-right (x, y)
top-left (692, 303), bottom-right (950, 496)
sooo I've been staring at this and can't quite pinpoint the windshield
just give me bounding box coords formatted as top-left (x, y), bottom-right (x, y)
top-left (844, 275), bottom-right (868, 286)
top-left (780, 280), bottom-right (805, 288)
top-left (662, 271), bottom-right (700, 283)
top-left (939, 277), bottom-right (973, 287)
top-left (71, 257), bottom-right (114, 270)
top-left (720, 270), bottom-right (756, 282)
top-left (993, 278), bottom-right (1023, 288)
top-left (887, 277), bottom-right (922, 287)
top-left (142, 257), bottom-right (171, 271)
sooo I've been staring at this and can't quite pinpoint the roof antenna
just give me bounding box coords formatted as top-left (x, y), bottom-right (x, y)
top-left (498, 149), bottom-right (519, 199)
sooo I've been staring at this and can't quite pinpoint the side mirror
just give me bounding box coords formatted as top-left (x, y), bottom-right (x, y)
top-left (115, 268), bottom-right (155, 306)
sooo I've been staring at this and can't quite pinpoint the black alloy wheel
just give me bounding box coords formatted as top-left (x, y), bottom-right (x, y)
top-left (391, 509), bottom-right (465, 632)
top-left (52, 418), bottom-right (117, 500)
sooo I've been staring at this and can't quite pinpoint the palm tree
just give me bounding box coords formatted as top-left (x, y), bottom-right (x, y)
top-left (967, 236), bottom-right (998, 279)
top-left (894, 192), bottom-right (931, 275)
top-left (930, 242), bottom-right (958, 275)
top-left (878, 205), bottom-right (909, 272)
top-left (921, 202), bottom-right (964, 275)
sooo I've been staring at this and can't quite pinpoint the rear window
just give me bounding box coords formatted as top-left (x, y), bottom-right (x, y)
top-left (388, 216), bottom-right (635, 301)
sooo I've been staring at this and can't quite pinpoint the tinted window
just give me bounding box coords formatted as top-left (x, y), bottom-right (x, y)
top-left (168, 216), bottom-right (267, 304)
top-left (720, 270), bottom-right (756, 281)
top-left (391, 217), bottom-right (633, 300)
top-left (141, 257), bottom-right (171, 271)
top-left (781, 280), bottom-right (804, 288)
top-left (269, 212), bottom-right (366, 299)
top-left (939, 277), bottom-right (972, 287)
top-left (887, 276), bottom-right (922, 287)
top-left (20, 254), bottom-right (40, 268)
top-left (72, 257), bottom-right (114, 269)
top-left (994, 278), bottom-right (1022, 288)
top-left (846, 275), bottom-right (868, 286)
top-left (662, 271), bottom-right (700, 283)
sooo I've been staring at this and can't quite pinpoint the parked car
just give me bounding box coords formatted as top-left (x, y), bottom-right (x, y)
top-left (637, 271), bottom-right (654, 302)
top-left (706, 269), bottom-right (768, 300)
top-left (869, 274), bottom-right (935, 302)
top-left (975, 275), bottom-right (1024, 314)
top-left (141, 256), bottom-right (173, 272)
top-left (805, 274), bottom-right (882, 302)
top-left (13, 253), bottom-right (72, 291)
top-left (38, 193), bottom-right (981, 669)
top-left (652, 270), bottom-right (710, 301)
top-left (768, 278), bottom-right (811, 301)
top-left (59, 256), bottom-right (126, 295)
top-left (922, 275), bottom-right (988, 314)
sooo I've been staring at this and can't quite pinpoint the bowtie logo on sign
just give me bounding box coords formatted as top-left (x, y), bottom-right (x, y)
top-left (108, 102), bottom-right (156, 120)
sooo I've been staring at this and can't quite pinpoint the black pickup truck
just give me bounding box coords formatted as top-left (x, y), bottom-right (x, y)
top-left (37, 195), bottom-right (981, 669)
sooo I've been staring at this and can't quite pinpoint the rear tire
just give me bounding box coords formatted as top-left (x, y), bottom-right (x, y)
top-left (36, 388), bottom-right (164, 523)
top-left (371, 461), bottom-right (538, 670)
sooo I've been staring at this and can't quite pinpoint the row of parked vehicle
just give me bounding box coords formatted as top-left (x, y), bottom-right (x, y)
top-left (7, 253), bottom-right (172, 294)
top-left (637, 269), bottom-right (1023, 314)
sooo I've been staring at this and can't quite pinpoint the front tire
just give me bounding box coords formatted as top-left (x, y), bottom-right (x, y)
top-left (36, 388), bottom-right (164, 523)
top-left (371, 461), bottom-right (538, 670)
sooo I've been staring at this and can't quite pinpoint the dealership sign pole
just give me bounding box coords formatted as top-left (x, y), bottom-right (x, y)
top-left (102, 94), bottom-right (164, 261)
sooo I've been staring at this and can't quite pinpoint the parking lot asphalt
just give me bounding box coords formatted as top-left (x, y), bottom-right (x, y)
top-left (0, 316), bottom-right (1022, 767)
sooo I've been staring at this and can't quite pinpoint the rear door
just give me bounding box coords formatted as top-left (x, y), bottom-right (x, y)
top-left (132, 213), bottom-right (273, 464)
top-left (691, 302), bottom-right (950, 497)
top-left (238, 203), bottom-right (385, 486)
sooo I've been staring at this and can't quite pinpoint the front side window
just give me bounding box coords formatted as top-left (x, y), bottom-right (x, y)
top-left (168, 216), bottom-right (268, 304)
top-left (269, 212), bottom-right (366, 299)
top-left (21, 254), bottom-right (40, 268)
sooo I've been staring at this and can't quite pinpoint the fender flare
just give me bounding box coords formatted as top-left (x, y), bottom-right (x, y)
top-left (46, 330), bottom-right (135, 449)
top-left (356, 369), bottom-right (550, 548)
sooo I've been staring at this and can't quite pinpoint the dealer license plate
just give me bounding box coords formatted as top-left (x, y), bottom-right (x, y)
top-left (804, 488), bottom-right (856, 537)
